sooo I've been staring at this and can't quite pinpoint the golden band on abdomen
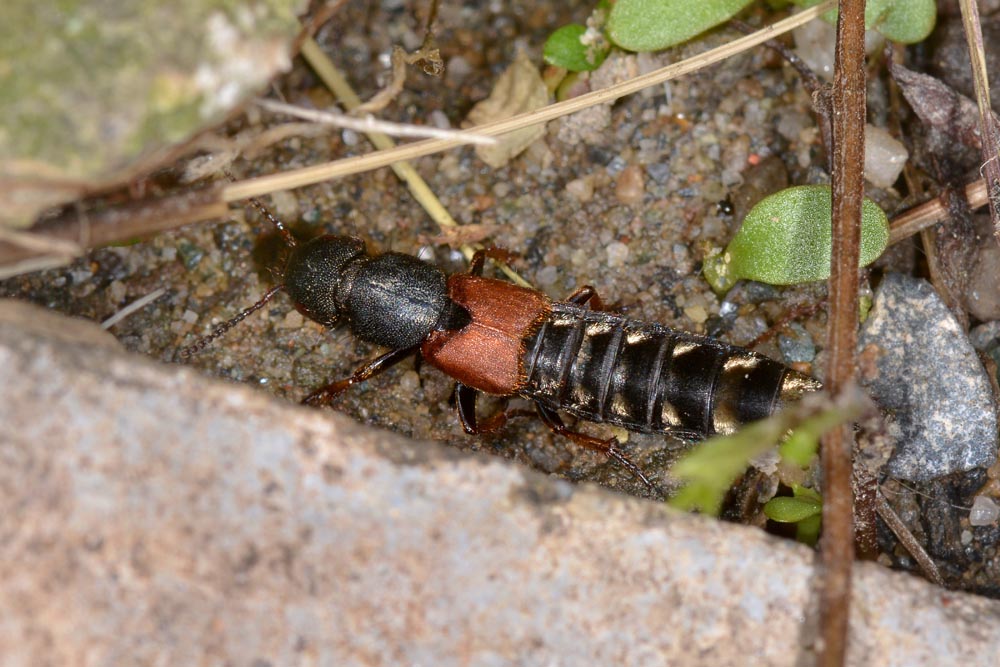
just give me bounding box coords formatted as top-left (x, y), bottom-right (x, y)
top-left (522, 303), bottom-right (819, 438)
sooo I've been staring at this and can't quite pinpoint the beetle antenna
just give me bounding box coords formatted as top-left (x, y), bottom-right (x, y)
top-left (247, 196), bottom-right (297, 248)
top-left (180, 284), bottom-right (285, 357)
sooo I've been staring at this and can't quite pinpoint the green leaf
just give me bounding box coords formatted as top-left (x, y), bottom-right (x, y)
top-left (764, 495), bottom-right (822, 523)
top-left (669, 398), bottom-right (861, 516)
top-left (543, 24), bottom-right (609, 72)
top-left (764, 486), bottom-right (824, 545)
top-left (866, 0), bottom-right (936, 44)
top-left (793, 0), bottom-right (936, 44)
top-left (791, 484), bottom-right (822, 504)
top-left (777, 403), bottom-right (850, 467)
top-left (795, 514), bottom-right (822, 545)
top-left (670, 418), bottom-right (786, 515)
top-left (702, 185), bottom-right (889, 294)
top-left (607, 0), bottom-right (754, 52)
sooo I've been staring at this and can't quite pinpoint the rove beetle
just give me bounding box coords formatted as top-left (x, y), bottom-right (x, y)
top-left (183, 199), bottom-right (820, 492)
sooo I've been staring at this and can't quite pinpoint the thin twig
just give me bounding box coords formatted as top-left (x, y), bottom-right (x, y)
top-left (818, 0), bottom-right (867, 665)
top-left (0, 226), bottom-right (82, 257)
top-left (222, 2), bottom-right (836, 202)
top-left (875, 492), bottom-right (945, 587)
top-left (256, 100), bottom-right (497, 145)
top-left (958, 0), bottom-right (1000, 240)
top-left (100, 288), bottom-right (167, 329)
top-left (0, 186), bottom-right (228, 277)
top-left (888, 176), bottom-right (990, 244)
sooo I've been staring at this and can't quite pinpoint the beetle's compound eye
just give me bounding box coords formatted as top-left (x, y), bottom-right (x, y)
top-left (284, 235), bottom-right (366, 327)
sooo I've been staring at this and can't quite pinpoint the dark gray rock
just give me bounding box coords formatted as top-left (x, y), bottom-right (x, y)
top-left (858, 274), bottom-right (998, 481)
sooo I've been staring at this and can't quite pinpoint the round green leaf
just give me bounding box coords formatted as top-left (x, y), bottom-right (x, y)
top-left (764, 496), bottom-right (822, 523)
top-left (702, 185), bottom-right (889, 293)
top-left (793, 0), bottom-right (936, 44)
top-left (607, 0), bottom-right (754, 52)
top-left (543, 24), bottom-right (608, 72)
top-left (866, 0), bottom-right (936, 44)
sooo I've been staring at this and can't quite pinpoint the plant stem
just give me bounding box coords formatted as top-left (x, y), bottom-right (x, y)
top-left (819, 0), bottom-right (866, 664)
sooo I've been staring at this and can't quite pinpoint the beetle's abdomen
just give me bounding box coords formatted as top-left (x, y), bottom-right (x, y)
top-left (522, 304), bottom-right (820, 437)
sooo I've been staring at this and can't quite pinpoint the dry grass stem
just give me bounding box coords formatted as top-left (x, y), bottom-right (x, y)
top-left (889, 177), bottom-right (989, 244)
top-left (958, 0), bottom-right (1000, 238)
top-left (257, 99), bottom-right (497, 145)
top-left (223, 2), bottom-right (836, 203)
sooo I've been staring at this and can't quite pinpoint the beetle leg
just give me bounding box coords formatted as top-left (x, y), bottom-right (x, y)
top-left (303, 346), bottom-right (417, 407)
top-left (469, 248), bottom-right (517, 277)
top-left (564, 285), bottom-right (608, 311)
top-left (534, 403), bottom-right (656, 494)
top-left (456, 383), bottom-right (533, 434)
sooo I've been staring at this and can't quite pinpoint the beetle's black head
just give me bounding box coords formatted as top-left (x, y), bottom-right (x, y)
top-left (284, 235), bottom-right (466, 350)
top-left (284, 235), bottom-right (366, 327)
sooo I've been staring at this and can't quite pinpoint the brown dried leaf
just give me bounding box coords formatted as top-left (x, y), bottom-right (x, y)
top-left (464, 50), bottom-right (549, 168)
top-left (419, 222), bottom-right (498, 248)
top-left (889, 61), bottom-right (999, 153)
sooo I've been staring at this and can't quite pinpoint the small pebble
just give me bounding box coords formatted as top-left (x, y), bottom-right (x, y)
top-left (69, 268), bottom-right (93, 285)
top-left (647, 162), bottom-right (671, 184)
top-left (615, 165), bottom-right (645, 205)
top-left (536, 266), bottom-right (558, 288)
top-left (778, 322), bottom-right (816, 363)
top-left (107, 280), bottom-right (127, 304)
top-left (969, 320), bottom-right (1000, 351)
top-left (177, 241), bottom-right (205, 271)
top-left (269, 190), bottom-right (299, 221)
top-left (864, 124), bottom-right (908, 189)
top-left (446, 56), bottom-right (472, 85)
top-left (968, 243), bottom-right (1000, 321)
top-left (565, 177), bottom-right (594, 202)
top-left (970, 495), bottom-right (1000, 527)
top-left (793, 19), bottom-right (836, 79)
top-left (397, 370), bottom-right (421, 395)
top-left (429, 110), bottom-right (451, 129)
top-left (684, 305), bottom-right (708, 325)
top-left (281, 310), bottom-right (304, 329)
top-left (606, 242), bottom-right (630, 268)
top-left (605, 155), bottom-right (627, 176)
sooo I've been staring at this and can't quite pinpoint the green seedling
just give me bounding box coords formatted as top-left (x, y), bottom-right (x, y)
top-left (607, 0), bottom-right (754, 52)
top-left (702, 185), bottom-right (889, 295)
top-left (548, 0), bottom-right (935, 72)
top-left (543, 24), bottom-right (610, 72)
top-left (669, 398), bottom-right (858, 516)
top-left (764, 484), bottom-right (822, 545)
top-left (793, 0), bottom-right (936, 44)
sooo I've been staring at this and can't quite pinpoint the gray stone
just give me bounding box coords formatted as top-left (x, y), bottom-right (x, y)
top-left (969, 320), bottom-right (1000, 352)
top-left (858, 274), bottom-right (998, 481)
top-left (0, 0), bottom-right (305, 228)
top-left (4, 299), bottom-right (1000, 667)
top-left (778, 322), bottom-right (816, 363)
